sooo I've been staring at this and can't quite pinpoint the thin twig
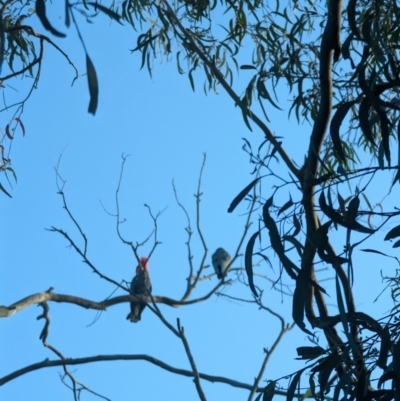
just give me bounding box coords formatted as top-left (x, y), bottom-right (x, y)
top-left (147, 293), bottom-right (180, 336)
top-left (177, 319), bottom-right (207, 401)
top-left (47, 225), bottom-right (125, 290)
top-left (172, 179), bottom-right (195, 298)
top-left (37, 302), bottom-right (110, 401)
top-left (247, 300), bottom-right (295, 401)
top-left (181, 154), bottom-right (208, 300)
top-left (113, 155), bottom-right (162, 264)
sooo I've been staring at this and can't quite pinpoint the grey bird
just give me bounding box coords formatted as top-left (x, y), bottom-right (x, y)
top-left (212, 248), bottom-right (231, 279)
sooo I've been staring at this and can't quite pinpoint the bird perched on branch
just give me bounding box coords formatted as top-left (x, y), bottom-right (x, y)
top-left (212, 248), bottom-right (231, 279)
top-left (127, 257), bottom-right (152, 323)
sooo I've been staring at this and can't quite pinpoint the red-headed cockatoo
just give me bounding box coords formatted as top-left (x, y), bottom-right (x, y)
top-left (127, 257), bottom-right (152, 323)
top-left (212, 248), bottom-right (231, 279)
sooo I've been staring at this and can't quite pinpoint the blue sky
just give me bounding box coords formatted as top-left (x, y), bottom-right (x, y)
top-left (1, 3), bottom-right (400, 400)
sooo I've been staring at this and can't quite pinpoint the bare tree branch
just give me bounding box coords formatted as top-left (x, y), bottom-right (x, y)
top-left (47, 223), bottom-right (126, 290)
top-left (247, 301), bottom-right (294, 401)
top-left (0, 353), bottom-right (290, 395)
top-left (37, 302), bottom-right (110, 401)
top-left (172, 178), bottom-right (196, 296)
top-left (177, 318), bottom-right (207, 401)
top-left (3, 286), bottom-right (267, 318)
top-left (181, 153), bottom-right (208, 300)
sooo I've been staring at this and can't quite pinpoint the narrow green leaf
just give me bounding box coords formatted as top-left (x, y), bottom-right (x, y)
top-left (242, 137), bottom-right (252, 151)
top-left (336, 275), bottom-right (360, 360)
top-left (0, 182), bottom-right (12, 197)
top-left (361, 12), bottom-right (373, 44)
top-left (384, 224), bottom-right (400, 241)
top-left (359, 98), bottom-right (375, 146)
top-left (319, 355), bottom-right (341, 394)
top-left (270, 141), bottom-right (281, 159)
top-left (5, 124), bottom-right (13, 139)
top-left (240, 97), bottom-right (253, 131)
top-left (293, 214), bottom-right (301, 236)
top-left (254, 393), bottom-right (263, 401)
top-left (240, 64), bottom-right (257, 70)
top-left (131, 33), bottom-right (159, 53)
top-left (376, 108), bottom-right (391, 165)
top-left (286, 370), bottom-right (305, 401)
top-left (188, 69), bottom-right (195, 91)
top-left (392, 340), bottom-right (400, 401)
top-left (319, 192), bottom-right (375, 234)
top-left (335, 274), bottom-right (349, 334)
top-left (5, 167), bottom-right (17, 183)
top-left (392, 168), bottom-right (400, 188)
top-left (358, 64), bottom-right (372, 97)
top-left (278, 196), bottom-right (293, 216)
top-left (14, 118), bottom-right (25, 136)
top-left (361, 248), bottom-right (391, 257)
top-left (341, 33), bottom-right (353, 61)
top-left (87, 2), bottom-right (123, 24)
top-left (361, 193), bottom-right (373, 211)
top-left (308, 375), bottom-right (317, 401)
top-left (227, 177), bottom-right (260, 213)
top-left (347, 195), bottom-right (360, 223)
top-left (378, 140), bottom-right (385, 169)
top-left (138, 42), bottom-right (147, 70)
top-left (333, 371), bottom-right (352, 401)
top-left (257, 78), bottom-right (282, 110)
top-left (35, 0), bottom-right (66, 37)
top-left (86, 54), bottom-right (99, 115)
top-left (176, 51), bottom-right (183, 74)
top-left (292, 274), bottom-right (312, 335)
top-left (377, 326), bottom-right (391, 369)
top-left (310, 220), bottom-right (332, 250)
top-left (283, 235), bottom-right (303, 257)
top-left (244, 76), bottom-right (257, 107)
top-left (296, 346), bottom-right (325, 360)
top-left (330, 101), bottom-right (357, 162)
top-left (263, 198), bottom-right (305, 282)
top-left (263, 199), bottom-right (284, 256)
top-left (265, 195), bottom-right (273, 209)
top-left (245, 231), bottom-right (260, 297)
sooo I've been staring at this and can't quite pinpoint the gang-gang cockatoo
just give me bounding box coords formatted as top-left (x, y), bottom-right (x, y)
top-left (127, 257), bottom-right (152, 322)
top-left (212, 248), bottom-right (231, 279)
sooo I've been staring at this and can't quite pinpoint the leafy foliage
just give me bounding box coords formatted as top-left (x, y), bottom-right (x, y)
top-left (112, 0), bottom-right (400, 397)
top-left (2, 0), bottom-right (400, 400)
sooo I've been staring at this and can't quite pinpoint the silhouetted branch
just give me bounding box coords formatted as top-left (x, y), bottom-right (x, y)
top-left (48, 223), bottom-right (125, 290)
top-left (2, 285), bottom-right (261, 318)
top-left (247, 306), bottom-right (294, 401)
top-left (177, 318), bottom-right (207, 401)
top-left (0, 353), bottom-right (291, 395)
top-left (37, 302), bottom-right (110, 401)
top-left (192, 153), bottom-right (208, 284)
top-left (172, 178), bottom-right (196, 296)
